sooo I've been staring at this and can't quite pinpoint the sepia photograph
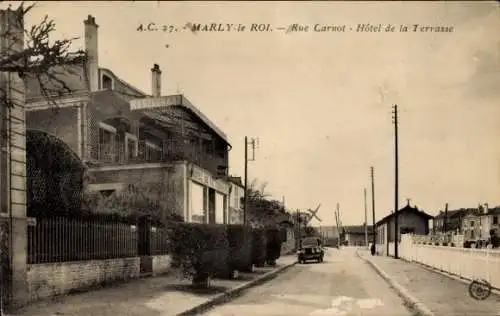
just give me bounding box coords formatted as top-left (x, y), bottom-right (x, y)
top-left (0, 1), bottom-right (499, 315)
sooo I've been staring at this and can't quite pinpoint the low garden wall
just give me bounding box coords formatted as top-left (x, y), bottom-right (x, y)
top-left (26, 254), bottom-right (172, 303)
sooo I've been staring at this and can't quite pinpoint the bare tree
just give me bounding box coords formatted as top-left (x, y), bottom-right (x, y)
top-left (0, 2), bottom-right (87, 137)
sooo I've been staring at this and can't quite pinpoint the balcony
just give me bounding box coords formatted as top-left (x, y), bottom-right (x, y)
top-left (95, 139), bottom-right (228, 175)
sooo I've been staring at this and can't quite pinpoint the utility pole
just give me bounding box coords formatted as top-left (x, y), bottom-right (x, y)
top-left (243, 137), bottom-right (258, 226)
top-left (444, 202), bottom-right (448, 233)
top-left (392, 105), bottom-right (399, 259)
top-left (371, 166), bottom-right (376, 255)
top-left (336, 210), bottom-right (340, 247)
top-left (295, 210), bottom-right (298, 248)
top-left (244, 136), bottom-right (248, 225)
top-left (364, 188), bottom-right (368, 248)
top-left (335, 203), bottom-right (341, 247)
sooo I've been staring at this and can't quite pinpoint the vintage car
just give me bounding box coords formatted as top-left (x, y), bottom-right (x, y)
top-left (297, 236), bottom-right (324, 264)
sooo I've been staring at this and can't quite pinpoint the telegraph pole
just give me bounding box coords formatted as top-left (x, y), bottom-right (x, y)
top-left (244, 136), bottom-right (248, 225)
top-left (392, 105), bottom-right (399, 259)
top-left (371, 166), bottom-right (376, 255)
top-left (444, 202), bottom-right (448, 233)
top-left (334, 204), bottom-right (340, 248)
top-left (243, 137), bottom-right (257, 225)
top-left (364, 188), bottom-right (368, 248)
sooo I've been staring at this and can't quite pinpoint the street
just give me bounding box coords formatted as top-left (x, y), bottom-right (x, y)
top-left (202, 247), bottom-right (414, 316)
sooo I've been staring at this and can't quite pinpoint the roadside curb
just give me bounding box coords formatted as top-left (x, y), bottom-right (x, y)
top-left (176, 260), bottom-right (297, 316)
top-left (355, 250), bottom-right (436, 316)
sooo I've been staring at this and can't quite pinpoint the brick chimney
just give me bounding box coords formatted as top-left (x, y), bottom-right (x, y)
top-left (84, 15), bottom-right (99, 92)
top-left (151, 63), bottom-right (162, 97)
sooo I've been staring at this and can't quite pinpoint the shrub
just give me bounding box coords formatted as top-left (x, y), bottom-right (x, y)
top-left (226, 225), bottom-right (254, 273)
top-left (265, 228), bottom-right (282, 263)
top-left (93, 184), bottom-right (183, 222)
top-left (490, 229), bottom-right (500, 248)
top-left (252, 228), bottom-right (267, 267)
top-left (168, 222), bottom-right (229, 282)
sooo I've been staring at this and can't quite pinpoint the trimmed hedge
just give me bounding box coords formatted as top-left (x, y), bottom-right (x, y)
top-left (168, 222), bottom-right (229, 279)
top-left (226, 225), bottom-right (254, 272)
top-left (252, 228), bottom-right (267, 267)
top-left (265, 228), bottom-right (282, 263)
top-left (168, 223), bottom-right (288, 283)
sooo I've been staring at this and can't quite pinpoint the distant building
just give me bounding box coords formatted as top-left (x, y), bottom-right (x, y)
top-left (315, 226), bottom-right (340, 247)
top-left (227, 176), bottom-right (244, 224)
top-left (461, 204), bottom-right (500, 242)
top-left (343, 225), bottom-right (374, 246)
top-left (375, 202), bottom-right (433, 256)
top-left (433, 208), bottom-right (473, 234)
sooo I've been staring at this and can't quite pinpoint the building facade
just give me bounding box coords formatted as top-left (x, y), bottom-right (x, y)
top-left (25, 15), bottom-right (233, 224)
top-left (433, 208), bottom-right (473, 234)
top-left (227, 176), bottom-right (244, 224)
top-left (461, 204), bottom-right (500, 242)
top-left (375, 202), bottom-right (433, 256)
top-left (343, 225), bottom-right (374, 246)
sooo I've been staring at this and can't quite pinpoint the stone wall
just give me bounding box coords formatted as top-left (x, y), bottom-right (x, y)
top-left (26, 254), bottom-right (172, 303)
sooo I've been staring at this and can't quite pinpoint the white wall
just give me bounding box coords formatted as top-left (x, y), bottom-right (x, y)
top-left (215, 192), bottom-right (225, 224)
top-left (190, 181), bottom-right (205, 223)
top-left (400, 234), bottom-right (500, 289)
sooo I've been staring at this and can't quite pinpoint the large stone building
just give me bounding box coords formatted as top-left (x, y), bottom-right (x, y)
top-left (25, 15), bottom-right (234, 224)
top-left (461, 204), bottom-right (500, 243)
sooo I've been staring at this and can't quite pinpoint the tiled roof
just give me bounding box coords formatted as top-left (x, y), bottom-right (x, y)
top-left (434, 209), bottom-right (473, 219)
top-left (25, 65), bottom-right (88, 101)
top-left (130, 94), bottom-right (230, 146)
top-left (344, 225), bottom-right (374, 235)
top-left (376, 204), bottom-right (433, 227)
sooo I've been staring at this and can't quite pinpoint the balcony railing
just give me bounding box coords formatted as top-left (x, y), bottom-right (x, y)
top-left (96, 139), bottom-right (227, 173)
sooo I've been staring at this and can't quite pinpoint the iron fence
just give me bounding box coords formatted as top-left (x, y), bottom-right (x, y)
top-left (151, 226), bottom-right (171, 256)
top-left (27, 216), bottom-right (175, 264)
top-left (27, 216), bottom-right (139, 264)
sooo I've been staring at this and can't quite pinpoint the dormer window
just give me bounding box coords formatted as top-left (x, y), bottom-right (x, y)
top-left (102, 74), bottom-right (113, 90)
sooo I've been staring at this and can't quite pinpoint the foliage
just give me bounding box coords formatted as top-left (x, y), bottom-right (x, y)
top-left (226, 225), bottom-right (254, 271)
top-left (246, 179), bottom-right (293, 229)
top-left (0, 3), bottom-right (87, 140)
top-left (265, 228), bottom-right (282, 261)
top-left (168, 222), bottom-right (229, 279)
top-left (251, 228), bottom-right (267, 267)
top-left (82, 183), bottom-right (183, 223)
top-left (490, 229), bottom-right (500, 248)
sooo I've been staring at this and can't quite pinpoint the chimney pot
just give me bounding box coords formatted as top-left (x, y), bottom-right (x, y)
top-left (151, 63), bottom-right (162, 97)
top-left (151, 63), bottom-right (161, 73)
top-left (84, 15), bottom-right (98, 27)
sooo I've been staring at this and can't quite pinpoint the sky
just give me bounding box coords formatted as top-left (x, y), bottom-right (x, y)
top-left (4, 1), bottom-right (499, 226)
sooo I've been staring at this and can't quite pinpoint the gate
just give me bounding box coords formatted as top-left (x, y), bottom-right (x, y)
top-left (138, 215), bottom-right (153, 276)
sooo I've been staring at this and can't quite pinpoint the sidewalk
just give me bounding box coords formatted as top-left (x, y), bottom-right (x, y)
top-left (358, 250), bottom-right (500, 316)
top-left (11, 255), bottom-right (297, 316)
